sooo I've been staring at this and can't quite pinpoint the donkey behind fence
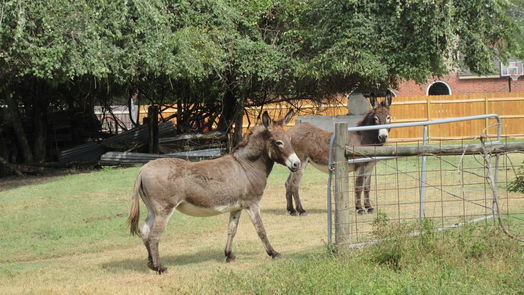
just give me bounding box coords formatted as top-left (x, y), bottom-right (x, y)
top-left (128, 110), bottom-right (300, 274)
top-left (285, 93), bottom-right (392, 215)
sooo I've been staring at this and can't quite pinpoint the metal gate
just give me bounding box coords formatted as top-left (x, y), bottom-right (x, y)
top-left (327, 114), bottom-right (524, 247)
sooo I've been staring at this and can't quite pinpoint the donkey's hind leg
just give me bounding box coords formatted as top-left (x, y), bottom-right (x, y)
top-left (144, 205), bottom-right (175, 274)
top-left (224, 210), bottom-right (242, 263)
top-left (140, 211), bottom-right (155, 266)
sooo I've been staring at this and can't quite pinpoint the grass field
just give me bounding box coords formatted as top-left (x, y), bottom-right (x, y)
top-left (0, 162), bottom-right (523, 294)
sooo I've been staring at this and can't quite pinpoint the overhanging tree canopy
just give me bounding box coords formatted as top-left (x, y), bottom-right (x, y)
top-left (0, 0), bottom-right (518, 168)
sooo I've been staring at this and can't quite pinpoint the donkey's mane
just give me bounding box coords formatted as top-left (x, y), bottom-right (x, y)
top-left (357, 108), bottom-right (377, 127)
top-left (230, 119), bottom-right (285, 154)
top-left (230, 125), bottom-right (268, 154)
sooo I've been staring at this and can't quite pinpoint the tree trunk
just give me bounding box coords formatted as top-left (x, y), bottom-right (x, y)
top-left (232, 98), bottom-right (244, 147)
top-left (148, 106), bottom-right (159, 154)
top-left (32, 84), bottom-right (48, 163)
top-left (0, 135), bottom-right (8, 176)
top-left (176, 100), bottom-right (182, 133)
top-left (6, 95), bottom-right (33, 163)
top-left (218, 89), bottom-right (237, 132)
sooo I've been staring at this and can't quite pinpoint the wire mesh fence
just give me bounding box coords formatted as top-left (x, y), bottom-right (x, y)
top-left (331, 138), bottom-right (524, 247)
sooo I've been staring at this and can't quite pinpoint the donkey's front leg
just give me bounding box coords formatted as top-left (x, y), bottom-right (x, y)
top-left (246, 204), bottom-right (281, 259)
top-left (224, 210), bottom-right (241, 263)
top-left (363, 172), bottom-right (374, 214)
top-left (362, 162), bottom-right (376, 214)
top-left (285, 173), bottom-right (297, 215)
top-left (285, 167), bottom-right (307, 216)
top-left (354, 174), bottom-right (365, 215)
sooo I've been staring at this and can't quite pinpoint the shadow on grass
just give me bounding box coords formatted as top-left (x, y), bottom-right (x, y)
top-left (262, 208), bottom-right (327, 216)
top-left (0, 170), bottom-right (94, 192)
top-left (101, 248), bottom-right (263, 273)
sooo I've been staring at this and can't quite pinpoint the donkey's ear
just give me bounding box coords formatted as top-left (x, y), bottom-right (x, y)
top-left (385, 89), bottom-right (393, 108)
top-left (282, 108), bottom-right (294, 125)
top-left (262, 111), bottom-right (272, 130)
top-left (369, 95), bottom-right (377, 108)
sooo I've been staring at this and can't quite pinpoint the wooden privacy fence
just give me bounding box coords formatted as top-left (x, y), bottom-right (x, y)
top-left (122, 92), bottom-right (524, 141)
top-left (242, 92), bottom-right (524, 141)
top-left (390, 92), bottom-right (524, 141)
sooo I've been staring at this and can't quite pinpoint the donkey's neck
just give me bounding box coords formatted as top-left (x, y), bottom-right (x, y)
top-left (232, 129), bottom-right (274, 194)
top-left (359, 130), bottom-right (383, 145)
top-left (356, 111), bottom-right (385, 146)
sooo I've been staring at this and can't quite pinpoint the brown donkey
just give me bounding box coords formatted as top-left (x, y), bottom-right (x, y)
top-left (128, 110), bottom-right (300, 274)
top-left (285, 95), bottom-right (392, 216)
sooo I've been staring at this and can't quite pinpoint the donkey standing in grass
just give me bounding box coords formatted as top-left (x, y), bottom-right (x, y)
top-left (285, 94), bottom-right (392, 216)
top-left (128, 110), bottom-right (300, 274)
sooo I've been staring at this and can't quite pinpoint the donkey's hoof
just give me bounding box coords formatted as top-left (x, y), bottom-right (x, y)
top-left (366, 207), bottom-right (375, 214)
top-left (271, 252), bottom-right (282, 260)
top-left (157, 266), bottom-right (168, 274)
top-left (225, 254), bottom-right (236, 263)
top-left (289, 211), bottom-right (298, 216)
top-left (148, 262), bottom-right (168, 274)
top-left (299, 211), bottom-right (308, 216)
top-left (357, 208), bottom-right (366, 215)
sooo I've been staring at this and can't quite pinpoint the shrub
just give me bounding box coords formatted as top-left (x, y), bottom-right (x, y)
top-left (507, 166), bottom-right (524, 193)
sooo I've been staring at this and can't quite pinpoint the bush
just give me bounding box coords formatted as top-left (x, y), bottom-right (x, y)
top-left (507, 166), bottom-right (524, 193)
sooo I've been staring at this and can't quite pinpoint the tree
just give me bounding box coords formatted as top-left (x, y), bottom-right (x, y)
top-left (288, 0), bottom-right (517, 96)
top-left (508, 0), bottom-right (524, 59)
top-left (0, 0), bottom-right (519, 170)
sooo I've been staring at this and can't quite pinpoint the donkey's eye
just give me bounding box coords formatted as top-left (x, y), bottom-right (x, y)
top-left (386, 115), bottom-right (391, 121)
top-left (275, 140), bottom-right (284, 147)
top-left (374, 116), bottom-right (379, 124)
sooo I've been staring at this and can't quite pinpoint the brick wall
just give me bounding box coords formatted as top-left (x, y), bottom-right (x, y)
top-left (395, 72), bottom-right (524, 96)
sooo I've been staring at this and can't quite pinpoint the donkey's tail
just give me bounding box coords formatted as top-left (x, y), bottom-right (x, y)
top-left (127, 173), bottom-right (142, 236)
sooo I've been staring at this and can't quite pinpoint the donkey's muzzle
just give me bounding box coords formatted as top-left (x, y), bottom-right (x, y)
top-left (378, 129), bottom-right (389, 143)
top-left (286, 153), bottom-right (301, 172)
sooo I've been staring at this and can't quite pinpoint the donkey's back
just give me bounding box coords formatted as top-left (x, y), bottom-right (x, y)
top-left (287, 122), bottom-right (362, 170)
top-left (134, 156), bottom-right (252, 218)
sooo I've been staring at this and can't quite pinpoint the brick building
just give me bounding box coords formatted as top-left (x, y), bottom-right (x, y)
top-left (393, 60), bottom-right (524, 96)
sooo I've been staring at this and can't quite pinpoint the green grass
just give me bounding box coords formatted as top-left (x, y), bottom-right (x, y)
top-left (0, 167), bottom-right (138, 263)
top-left (0, 164), bottom-right (522, 294)
top-left (195, 223), bottom-right (524, 295)
top-left (0, 166), bottom-right (223, 264)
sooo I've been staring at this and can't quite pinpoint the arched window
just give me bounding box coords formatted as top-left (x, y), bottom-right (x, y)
top-left (386, 88), bottom-right (397, 97)
top-left (427, 81), bottom-right (451, 95)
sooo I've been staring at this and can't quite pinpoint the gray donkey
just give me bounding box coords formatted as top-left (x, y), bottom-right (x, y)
top-left (128, 110), bottom-right (300, 274)
top-left (284, 94), bottom-right (392, 216)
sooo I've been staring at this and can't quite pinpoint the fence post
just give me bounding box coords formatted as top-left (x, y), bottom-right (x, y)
top-left (334, 122), bottom-right (350, 247)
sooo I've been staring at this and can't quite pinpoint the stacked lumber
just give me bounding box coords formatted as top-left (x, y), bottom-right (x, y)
top-left (58, 142), bottom-right (106, 163)
top-left (159, 131), bottom-right (225, 144)
top-left (58, 121), bottom-right (175, 163)
top-left (101, 121), bottom-right (175, 150)
top-left (99, 148), bottom-right (224, 166)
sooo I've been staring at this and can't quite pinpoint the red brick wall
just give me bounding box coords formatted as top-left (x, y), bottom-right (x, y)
top-left (395, 72), bottom-right (524, 96)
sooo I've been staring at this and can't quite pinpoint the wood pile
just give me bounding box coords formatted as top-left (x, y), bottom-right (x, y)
top-left (101, 121), bottom-right (175, 150)
top-left (99, 148), bottom-right (224, 166)
top-left (58, 121), bottom-right (175, 163)
top-left (58, 121), bottom-right (228, 165)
